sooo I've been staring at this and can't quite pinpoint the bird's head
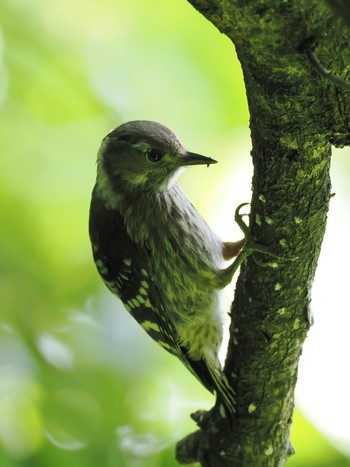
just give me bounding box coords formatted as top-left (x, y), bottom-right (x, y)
top-left (96, 120), bottom-right (217, 198)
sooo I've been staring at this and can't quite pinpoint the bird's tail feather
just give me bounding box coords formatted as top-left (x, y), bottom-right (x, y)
top-left (184, 352), bottom-right (235, 420)
top-left (206, 362), bottom-right (236, 420)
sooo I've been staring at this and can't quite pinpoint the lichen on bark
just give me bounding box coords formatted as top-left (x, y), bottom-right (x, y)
top-left (176, 1), bottom-right (350, 465)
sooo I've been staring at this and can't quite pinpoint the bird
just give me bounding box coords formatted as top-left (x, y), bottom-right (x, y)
top-left (89, 120), bottom-right (250, 419)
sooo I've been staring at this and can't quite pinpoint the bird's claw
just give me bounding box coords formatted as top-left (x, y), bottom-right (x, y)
top-left (234, 202), bottom-right (251, 239)
top-left (220, 203), bottom-right (296, 287)
top-left (234, 203), bottom-right (296, 263)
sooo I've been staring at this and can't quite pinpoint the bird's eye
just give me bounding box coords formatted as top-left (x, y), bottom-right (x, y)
top-left (146, 149), bottom-right (163, 162)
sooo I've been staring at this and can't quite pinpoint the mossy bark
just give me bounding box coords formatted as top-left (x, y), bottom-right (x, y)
top-left (177, 1), bottom-right (350, 465)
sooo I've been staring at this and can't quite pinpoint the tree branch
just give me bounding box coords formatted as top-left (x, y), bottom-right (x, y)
top-left (177, 1), bottom-right (350, 465)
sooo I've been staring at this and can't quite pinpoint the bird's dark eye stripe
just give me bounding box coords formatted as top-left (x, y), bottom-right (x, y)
top-left (146, 149), bottom-right (163, 162)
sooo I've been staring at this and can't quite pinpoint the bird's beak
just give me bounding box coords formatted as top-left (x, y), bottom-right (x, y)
top-left (180, 152), bottom-right (218, 167)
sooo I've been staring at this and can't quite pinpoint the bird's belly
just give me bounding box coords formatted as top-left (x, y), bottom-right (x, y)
top-left (154, 257), bottom-right (216, 324)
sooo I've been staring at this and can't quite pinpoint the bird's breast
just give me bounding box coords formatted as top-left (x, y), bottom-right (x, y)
top-left (121, 187), bottom-right (224, 323)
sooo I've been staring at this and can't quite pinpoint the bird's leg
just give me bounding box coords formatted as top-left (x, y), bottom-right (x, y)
top-left (217, 203), bottom-right (286, 289)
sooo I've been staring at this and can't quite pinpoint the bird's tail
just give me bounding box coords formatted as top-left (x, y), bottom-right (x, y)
top-left (206, 362), bottom-right (236, 420)
top-left (185, 353), bottom-right (235, 420)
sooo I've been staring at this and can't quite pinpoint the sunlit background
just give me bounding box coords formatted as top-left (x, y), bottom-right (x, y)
top-left (1, 1), bottom-right (350, 466)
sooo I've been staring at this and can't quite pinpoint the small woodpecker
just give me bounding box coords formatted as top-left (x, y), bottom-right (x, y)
top-left (89, 120), bottom-right (252, 418)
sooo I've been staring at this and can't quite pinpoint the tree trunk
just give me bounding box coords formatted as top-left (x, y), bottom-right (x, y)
top-left (176, 1), bottom-right (350, 465)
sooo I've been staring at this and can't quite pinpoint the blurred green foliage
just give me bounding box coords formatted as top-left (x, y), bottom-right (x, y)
top-left (0, 0), bottom-right (349, 466)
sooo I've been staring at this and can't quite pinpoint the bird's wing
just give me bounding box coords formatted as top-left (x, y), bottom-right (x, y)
top-left (89, 193), bottom-right (188, 361)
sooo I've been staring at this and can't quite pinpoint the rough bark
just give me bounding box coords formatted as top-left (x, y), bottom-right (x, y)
top-left (177, 1), bottom-right (350, 465)
top-left (326, 0), bottom-right (350, 26)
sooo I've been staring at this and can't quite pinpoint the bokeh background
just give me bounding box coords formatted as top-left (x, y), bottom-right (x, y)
top-left (1, 1), bottom-right (350, 466)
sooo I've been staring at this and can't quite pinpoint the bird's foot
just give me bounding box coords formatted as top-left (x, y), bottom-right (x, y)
top-left (220, 203), bottom-right (295, 286)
